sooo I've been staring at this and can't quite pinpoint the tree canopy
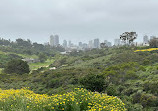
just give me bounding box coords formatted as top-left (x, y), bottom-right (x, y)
top-left (4, 59), bottom-right (30, 74)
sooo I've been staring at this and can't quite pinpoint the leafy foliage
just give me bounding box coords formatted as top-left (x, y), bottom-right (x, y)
top-left (80, 73), bottom-right (107, 92)
top-left (4, 59), bottom-right (30, 74)
top-left (38, 53), bottom-right (47, 63)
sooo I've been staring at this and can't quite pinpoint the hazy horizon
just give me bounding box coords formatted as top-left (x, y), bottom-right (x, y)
top-left (0, 0), bottom-right (158, 44)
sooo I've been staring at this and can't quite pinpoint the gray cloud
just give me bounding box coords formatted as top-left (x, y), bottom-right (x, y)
top-left (0, 0), bottom-right (158, 44)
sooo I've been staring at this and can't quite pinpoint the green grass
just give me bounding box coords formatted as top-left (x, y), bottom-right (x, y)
top-left (0, 50), bottom-right (38, 58)
top-left (0, 51), bottom-right (5, 54)
top-left (17, 54), bottom-right (38, 59)
top-left (0, 68), bottom-right (3, 74)
top-left (29, 58), bottom-right (55, 70)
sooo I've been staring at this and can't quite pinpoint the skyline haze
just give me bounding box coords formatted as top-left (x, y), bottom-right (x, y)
top-left (0, 0), bottom-right (158, 44)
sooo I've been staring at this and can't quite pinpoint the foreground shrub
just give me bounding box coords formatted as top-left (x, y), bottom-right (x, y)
top-left (0, 88), bottom-right (126, 111)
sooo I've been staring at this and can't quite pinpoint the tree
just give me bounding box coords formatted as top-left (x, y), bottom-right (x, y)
top-left (38, 53), bottom-right (47, 62)
top-left (149, 37), bottom-right (158, 48)
top-left (4, 59), bottom-right (30, 74)
top-left (33, 42), bottom-right (45, 51)
top-left (16, 38), bottom-right (32, 47)
top-left (100, 43), bottom-right (107, 48)
top-left (120, 32), bottom-right (137, 45)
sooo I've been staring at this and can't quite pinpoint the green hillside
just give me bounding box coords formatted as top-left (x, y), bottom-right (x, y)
top-left (0, 44), bottom-right (158, 110)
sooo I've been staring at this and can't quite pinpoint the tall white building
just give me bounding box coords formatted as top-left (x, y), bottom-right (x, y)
top-left (63, 40), bottom-right (67, 48)
top-left (143, 35), bottom-right (149, 44)
top-left (68, 41), bottom-right (72, 47)
top-left (107, 42), bottom-right (112, 47)
top-left (88, 40), bottom-right (93, 48)
top-left (78, 42), bottom-right (83, 47)
top-left (114, 39), bottom-right (120, 46)
top-left (50, 35), bottom-right (59, 47)
top-left (94, 38), bottom-right (100, 48)
top-left (82, 43), bottom-right (88, 49)
top-left (104, 40), bottom-right (112, 47)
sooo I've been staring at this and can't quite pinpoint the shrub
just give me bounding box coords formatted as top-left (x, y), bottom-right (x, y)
top-left (38, 53), bottom-right (47, 63)
top-left (4, 59), bottom-right (30, 74)
top-left (79, 73), bottom-right (107, 92)
top-left (132, 92), bottom-right (158, 107)
top-left (106, 84), bottom-right (118, 96)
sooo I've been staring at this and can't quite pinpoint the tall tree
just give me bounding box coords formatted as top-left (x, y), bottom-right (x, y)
top-left (120, 32), bottom-right (137, 45)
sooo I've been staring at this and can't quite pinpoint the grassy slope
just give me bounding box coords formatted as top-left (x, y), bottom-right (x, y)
top-left (0, 50), bottom-right (55, 71)
top-left (0, 47), bottom-right (158, 110)
top-left (68, 54), bottom-right (112, 68)
top-left (0, 50), bottom-right (38, 59)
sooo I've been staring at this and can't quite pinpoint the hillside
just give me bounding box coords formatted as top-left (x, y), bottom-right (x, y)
top-left (0, 45), bottom-right (158, 110)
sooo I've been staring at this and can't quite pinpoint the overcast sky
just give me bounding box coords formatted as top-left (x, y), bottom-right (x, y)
top-left (0, 0), bottom-right (158, 44)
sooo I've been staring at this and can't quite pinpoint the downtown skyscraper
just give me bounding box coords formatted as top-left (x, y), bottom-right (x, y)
top-left (50, 35), bottom-right (59, 47)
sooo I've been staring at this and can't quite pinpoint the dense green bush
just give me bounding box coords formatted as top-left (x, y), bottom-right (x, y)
top-left (38, 53), bottom-right (47, 63)
top-left (4, 59), bottom-right (30, 74)
top-left (102, 62), bottom-right (140, 84)
top-left (133, 92), bottom-right (158, 107)
top-left (106, 84), bottom-right (118, 96)
top-left (80, 73), bottom-right (107, 92)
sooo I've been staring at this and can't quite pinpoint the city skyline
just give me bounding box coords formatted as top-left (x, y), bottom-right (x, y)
top-left (0, 0), bottom-right (158, 44)
top-left (49, 33), bottom-right (157, 47)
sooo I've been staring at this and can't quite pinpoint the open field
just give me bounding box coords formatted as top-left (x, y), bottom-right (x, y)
top-left (29, 58), bottom-right (55, 70)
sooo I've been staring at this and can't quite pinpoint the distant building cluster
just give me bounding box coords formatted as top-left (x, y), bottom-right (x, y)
top-left (142, 35), bottom-right (157, 46)
top-left (104, 40), bottom-right (112, 47)
top-left (48, 34), bottom-right (112, 51)
top-left (47, 32), bottom-right (158, 52)
top-left (114, 39), bottom-right (121, 46)
top-left (61, 38), bottom-right (112, 51)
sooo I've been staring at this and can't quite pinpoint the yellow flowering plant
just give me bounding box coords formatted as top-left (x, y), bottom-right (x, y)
top-left (134, 48), bottom-right (158, 52)
top-left (0, 88), bottom-right (126, 111)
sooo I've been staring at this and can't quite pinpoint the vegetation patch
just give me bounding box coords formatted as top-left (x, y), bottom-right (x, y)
top-left (134, 48), bottom-right (158, 52)
top-left (0, 88), bottom-right (126, 111)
